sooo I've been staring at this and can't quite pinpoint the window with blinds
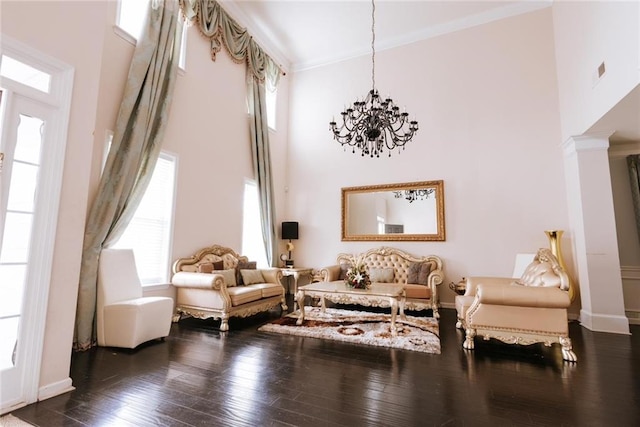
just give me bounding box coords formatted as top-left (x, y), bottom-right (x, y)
top-left (112, 152), bottom-right (177, 285)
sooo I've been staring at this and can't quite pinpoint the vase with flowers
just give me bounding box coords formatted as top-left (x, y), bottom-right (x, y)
top-left (344, 254), bottom-right (371, 289)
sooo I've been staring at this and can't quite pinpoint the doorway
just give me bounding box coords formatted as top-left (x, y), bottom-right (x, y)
top-left (0, 36), bottom-right (74, 414)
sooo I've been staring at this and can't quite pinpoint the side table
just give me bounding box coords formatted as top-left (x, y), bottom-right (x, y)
top-left (281, 268), bottom-right (314, 307)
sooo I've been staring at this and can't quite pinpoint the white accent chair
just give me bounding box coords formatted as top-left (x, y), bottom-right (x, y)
top-left (97, 249), bottom-right (174, 348)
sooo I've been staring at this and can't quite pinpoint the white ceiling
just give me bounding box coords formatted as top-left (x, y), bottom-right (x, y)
top-left (220, 0), bottom-right (639, 142)
top-left (221, 0), bottom-right (552, 72)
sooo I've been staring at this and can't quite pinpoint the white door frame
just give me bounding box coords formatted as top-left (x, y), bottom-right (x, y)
top-left (0, 35), bottom-right (74, 414)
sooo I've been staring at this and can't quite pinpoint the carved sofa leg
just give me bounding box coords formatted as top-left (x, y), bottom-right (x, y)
top-left (463, 328), bottom-right (476, 350)
top-left (455, 319), bottom-right (463, 329)
top-left (280, 298), bottom-right (288, 312)
top-left (172, 312), bottom-right (182, 323)
top-left (560, 336), bottom-right (577, 362)
top-left (220, 315), bottom-right (230, 332)
top-left (432, 305), bottom-right (440, 319)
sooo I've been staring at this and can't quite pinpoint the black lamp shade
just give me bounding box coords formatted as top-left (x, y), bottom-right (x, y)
top-left (282, 222), bottom-right (299, 240)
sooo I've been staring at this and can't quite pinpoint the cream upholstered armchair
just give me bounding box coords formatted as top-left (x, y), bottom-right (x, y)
top-left (455, 248), bottom-right (577, 362)
top-left (97, 249), bottom-right (174, 349)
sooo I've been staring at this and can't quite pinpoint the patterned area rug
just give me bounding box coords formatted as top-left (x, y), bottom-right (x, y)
top-left (0, 414), bottom-right (34, 426)
top-left (259, 306), bottom-right (440, 354)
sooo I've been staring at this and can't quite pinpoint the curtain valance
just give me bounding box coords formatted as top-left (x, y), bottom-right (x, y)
top-left (181, 0), bottom-right (282, 89)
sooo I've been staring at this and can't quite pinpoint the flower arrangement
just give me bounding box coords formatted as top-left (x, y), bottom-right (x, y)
top-left (344, 254), bottom-right (371, 289)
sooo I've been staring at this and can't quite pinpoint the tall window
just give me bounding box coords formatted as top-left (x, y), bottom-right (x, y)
top-left (116, 0), bottom-right (187, 70)
top-left (242, 180), bottom-right (268, 268)
top-left (112, 152), bottom-right (177, 285)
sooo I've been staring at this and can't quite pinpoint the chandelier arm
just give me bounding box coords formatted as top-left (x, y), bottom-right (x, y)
top-left (328, 0), bottom-right (418, 157)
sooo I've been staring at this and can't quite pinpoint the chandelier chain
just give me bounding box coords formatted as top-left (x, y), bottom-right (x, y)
top-left (371, 0), bottom-right (376, 92)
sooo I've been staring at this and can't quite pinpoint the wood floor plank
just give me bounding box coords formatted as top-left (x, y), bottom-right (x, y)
top-left (10, 301), bottom-right (640, 427)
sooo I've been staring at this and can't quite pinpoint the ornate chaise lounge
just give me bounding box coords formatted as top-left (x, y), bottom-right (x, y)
top-left (320, 246), bottom-right (444, 317)
top-left (171, 245), bottom-right (287, 331)
top-left (455, 248), bottom-right (577, 362)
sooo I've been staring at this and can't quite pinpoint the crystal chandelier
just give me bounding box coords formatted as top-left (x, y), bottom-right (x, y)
top-left (329, 0), bottom-right (418, 158)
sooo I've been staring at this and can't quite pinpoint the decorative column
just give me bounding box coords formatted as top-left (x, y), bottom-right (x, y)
top-left (562, 133), bottom-right (629, 334)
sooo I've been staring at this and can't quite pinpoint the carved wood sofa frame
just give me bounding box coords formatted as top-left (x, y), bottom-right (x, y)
top-left (171, 245), bottom-right (287, 331)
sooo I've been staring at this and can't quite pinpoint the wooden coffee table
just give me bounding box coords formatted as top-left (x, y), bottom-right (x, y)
top-left (295, 281), bottom-right (406, 336)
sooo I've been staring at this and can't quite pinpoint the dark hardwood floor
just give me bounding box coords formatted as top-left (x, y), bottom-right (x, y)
top-left (11, 296), bottom-right (640, 426)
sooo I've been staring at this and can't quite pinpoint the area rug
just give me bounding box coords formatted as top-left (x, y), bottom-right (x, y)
top-left (0, 414), bottom-right (34, 426)
top-left (259, 306), bottom-right (440, 354)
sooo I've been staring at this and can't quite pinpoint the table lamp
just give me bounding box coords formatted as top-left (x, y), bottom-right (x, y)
top-left (281, 221), bottom-right (298, 267)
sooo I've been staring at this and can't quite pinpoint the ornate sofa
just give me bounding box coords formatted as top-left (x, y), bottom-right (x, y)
top-left (455, 248), bottom-right (577, 362)
top-left (320, 247), bottom-right (444, 317)
top-left (171, 245), bottom-right (287, 331)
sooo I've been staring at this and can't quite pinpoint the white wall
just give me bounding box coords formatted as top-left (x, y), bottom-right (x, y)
top-left (1, 0), bottom-right (291, 398)
top-left (286, 8), bottom-right (572, 308)
top-left (1, 0), bottom-right (107, 394)
top-left (552, 0), bottom-right (640, 141)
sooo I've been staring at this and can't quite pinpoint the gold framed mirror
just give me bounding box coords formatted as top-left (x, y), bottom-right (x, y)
top-left (341, 180), bottom-right (445, 241)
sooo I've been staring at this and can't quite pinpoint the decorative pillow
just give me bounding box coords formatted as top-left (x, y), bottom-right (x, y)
top-left (369, 267), bottom-right (395, 283)
top-left (197, 260), bottom-right (224, 273)
top-left (213, 269), bottom-right (237, 287)
top-left (198, 263), bottom-right (214, 273)
top-left (338, 263), bottom-right (350, 280)
top-left (236, 261), bottom-right (257, 285)
top-left (407, 262), bottom-right (421, 283)
top-left (418, 262), bottom-right (432, 285)
top-left (240, 269), bottom-right (265, 285)
top-left (408, 262), bottom-right (432, 285)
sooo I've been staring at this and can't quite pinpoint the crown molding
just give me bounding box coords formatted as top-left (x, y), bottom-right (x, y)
top-left (292, 0), bottom-right (553, 72)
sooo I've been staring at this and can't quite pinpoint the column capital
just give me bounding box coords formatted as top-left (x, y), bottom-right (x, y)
top-left (562, 131), bottom-right (614, 155)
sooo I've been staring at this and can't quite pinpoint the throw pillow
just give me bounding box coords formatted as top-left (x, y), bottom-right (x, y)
top-left (236, 261), bottom-right (257, 285)
top-left (407, 262), bottom-right (421, 283)
top-left (408, 262), bottom-right (432, 285)
top-left (198, 263), bottom-right (214, 273)
top-left (369, 267), bottom-right (395, 283)
top-left (240, 269), bottom-right (265, 285)
top-left (213, 269), bottom-right (237, 287)
top-left (418, 262), bottom-right (432, 285)
top-left (338, 263), bottom-right (350, 280)
top-left (213, 260), bottom-right (224, 270)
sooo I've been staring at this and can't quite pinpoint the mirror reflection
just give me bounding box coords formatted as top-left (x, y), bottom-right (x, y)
top-left (342, 180), bottom-right (445, 241)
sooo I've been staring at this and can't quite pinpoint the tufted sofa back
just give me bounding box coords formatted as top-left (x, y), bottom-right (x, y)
top-left (336, 247), bottom-right (442, 285)
top-left (172, 245), bottom-right (248, 273)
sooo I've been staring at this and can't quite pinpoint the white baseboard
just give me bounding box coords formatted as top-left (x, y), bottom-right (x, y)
top-left (626, 309), bottom-right (640, 325)
top-left (579, 309), bottom-right (631, 334)
top-left (38, 377), bottom-right (74, 401)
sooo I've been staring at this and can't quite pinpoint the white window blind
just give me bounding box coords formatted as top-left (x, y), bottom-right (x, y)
top-left (112, 153), bottom-right (177, 285)
top-left (117, 0), bottom-right (149, 41)
top-left (241, 180), bottom-right (268, 268)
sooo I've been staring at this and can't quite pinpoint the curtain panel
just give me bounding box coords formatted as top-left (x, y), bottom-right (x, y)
top-left (74, 0), bottom-right (181, 351)
top-left (627, 154), bottom-right (640, 244)
top-left (181, 0), bottom-right (282, 265)
top-left (180, 0), bottom-right (282, 87)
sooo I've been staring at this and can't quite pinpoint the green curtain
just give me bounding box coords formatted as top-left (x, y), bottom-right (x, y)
top-left (247, 77), bottom-right (278, 266)
top-left (74, 0), bottom-right (181, 351)
top-left (627, 155), bottom-right (640, 244)
top-left (182, 0), bottom-right (282, 265)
